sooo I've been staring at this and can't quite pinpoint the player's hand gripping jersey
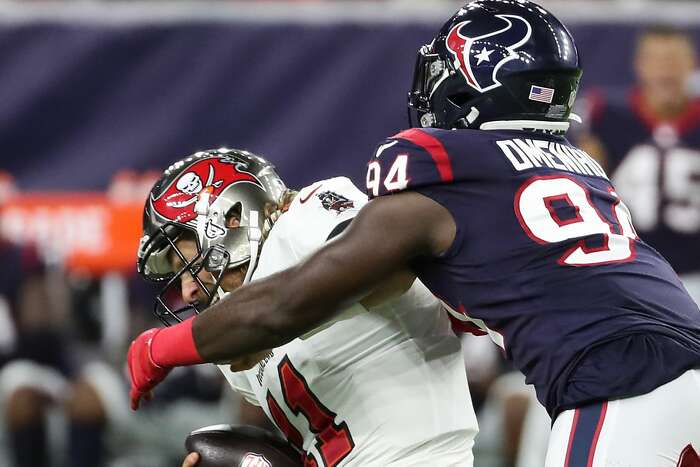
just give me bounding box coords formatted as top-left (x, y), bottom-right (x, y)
top-left (220, 177), bottom-right (477, 467)
top-left (367, 128), bottom-right (700, 417)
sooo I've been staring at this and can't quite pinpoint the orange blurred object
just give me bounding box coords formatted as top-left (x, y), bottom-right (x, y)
top-left (0, 172), bottom-right (159, 276)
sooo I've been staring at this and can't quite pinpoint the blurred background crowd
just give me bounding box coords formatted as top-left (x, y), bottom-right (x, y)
top-left (0, 0), bottom-right (699, 466)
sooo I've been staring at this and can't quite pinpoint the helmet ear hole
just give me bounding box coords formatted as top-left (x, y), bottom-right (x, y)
top-left (225, 202), bottom-right (243, 229)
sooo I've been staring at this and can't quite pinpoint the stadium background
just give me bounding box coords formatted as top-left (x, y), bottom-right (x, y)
top-left (0, 1), bottom-right (698, 466)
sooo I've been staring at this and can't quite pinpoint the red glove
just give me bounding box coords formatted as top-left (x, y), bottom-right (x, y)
top-left (127, 328), bottom-right (171, 410)
top-left (127, 318), bottom-right (205, 410)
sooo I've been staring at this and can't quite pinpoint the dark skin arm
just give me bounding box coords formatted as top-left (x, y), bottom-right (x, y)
top-left (358, 269), bottom-right (417, 309)
top-left (192, 191), bottom-right (456, 362)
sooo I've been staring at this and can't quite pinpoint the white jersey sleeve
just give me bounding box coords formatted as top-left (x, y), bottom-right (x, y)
top-left (218, 365), bottom-right (260, 407)
top-left (220, 177), bottom-right (366, 403)
top-left (252, 176), bottom-right (367, 280)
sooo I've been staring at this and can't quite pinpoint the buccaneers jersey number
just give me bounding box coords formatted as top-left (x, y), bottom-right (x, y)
top-left (266, 356), bottom-right (354, 467)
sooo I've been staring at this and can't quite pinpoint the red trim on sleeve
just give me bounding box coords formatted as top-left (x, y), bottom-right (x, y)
top-left (393, 128), bottom-right (455, 183)
top-left (449, 317), bottom-right (488, 336)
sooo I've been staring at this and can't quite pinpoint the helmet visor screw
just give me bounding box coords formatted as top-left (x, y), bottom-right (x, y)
top-left (420, 113), bottom-right (437, 128)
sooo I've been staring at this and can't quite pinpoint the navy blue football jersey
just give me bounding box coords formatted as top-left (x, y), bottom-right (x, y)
top-left (586, 89), bottom-right (700, 275)
top-left (366, 127), bottom-right (700, 417)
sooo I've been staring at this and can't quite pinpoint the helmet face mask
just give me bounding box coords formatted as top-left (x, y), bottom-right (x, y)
top-left (138, 149), bottom-right (286, 326)
top-left (408, 46), bottom-right (441, 128)
top-left (408, 0), bottom-right (582, 133)
top-left (409, 44), bottom-right (481, 130)
top-left (140, 221), bottom-right (233, 326)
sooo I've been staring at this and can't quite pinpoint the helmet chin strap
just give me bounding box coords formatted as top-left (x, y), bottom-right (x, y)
top-left (242, 210), bottom-right (261, 285)
top-left (195, 193), bottom-right (261, 298)
top-left (194, 191), bottom-right (228, 303)
top-left (215, 210), bottom-right (261, 301)
top-left (216, 287), bottom-right (229, 301)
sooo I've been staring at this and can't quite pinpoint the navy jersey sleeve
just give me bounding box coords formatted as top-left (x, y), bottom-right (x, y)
top-left (366, 128), bottom-right (455, 199)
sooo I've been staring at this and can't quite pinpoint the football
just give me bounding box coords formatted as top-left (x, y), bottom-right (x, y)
top-left (185, 424), bottom-right (302, 467)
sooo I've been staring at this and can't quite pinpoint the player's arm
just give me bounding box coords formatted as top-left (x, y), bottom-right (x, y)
top-left (359, 269), bottom-right (416, 308)
top-left (192, 190), bottom-right (454, 362)
top-left (127, 190), bottom-right (455, 409)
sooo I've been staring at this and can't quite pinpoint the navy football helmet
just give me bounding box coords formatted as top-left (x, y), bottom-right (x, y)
top-left (409, 0), bottom-right (582, 133)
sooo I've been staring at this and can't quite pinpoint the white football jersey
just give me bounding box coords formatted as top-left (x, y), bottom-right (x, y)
top-left (219, 177), bottom-right (477, 466)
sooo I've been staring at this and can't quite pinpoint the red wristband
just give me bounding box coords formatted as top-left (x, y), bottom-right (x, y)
top-left (150, 317), bottom-right (205, 367)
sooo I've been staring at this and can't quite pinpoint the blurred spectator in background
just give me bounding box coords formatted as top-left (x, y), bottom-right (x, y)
top-left (464, 333), bottom-right (549, 467)
top-left (578, 26), bottom-right (700, 305)
top-left (0, 248), bottom-right (71, 467)
top-left (0, 164), bottom-right (269, 467)
top-left (0, 248), bottom-right (253, 467)
top-left (61, 277), bottom-right (240, 467)
top-left (0, 173), bottom-right (265, 467)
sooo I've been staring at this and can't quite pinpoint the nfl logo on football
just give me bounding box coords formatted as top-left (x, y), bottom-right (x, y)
top-left (240, 453), bottom-right (272, 467)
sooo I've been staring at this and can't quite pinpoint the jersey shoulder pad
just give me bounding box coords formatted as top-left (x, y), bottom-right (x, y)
top-left (305, 176), bottom-right (368, 212)
top-left (286, 177), bottom-right (366, 231)
top-left (252, 177), bottom-right (365, 281)
top-left (366, 128), bottom-right (456, 198)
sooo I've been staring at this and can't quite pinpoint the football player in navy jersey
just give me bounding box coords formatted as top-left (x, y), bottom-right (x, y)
top-left (578, 26), bottom-right (700, 305)
top-left (128, 2), bottom-right (700, 466)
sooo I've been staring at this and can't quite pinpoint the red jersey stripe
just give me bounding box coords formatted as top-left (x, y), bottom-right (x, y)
top-left (564, 408), bottom-right (581, 467)
top-left (393, 128), bottom-right (455, 183)
top-left (586, 402), bottom-right (608, 467)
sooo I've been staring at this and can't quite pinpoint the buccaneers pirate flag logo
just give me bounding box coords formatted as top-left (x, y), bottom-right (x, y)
top-left (151, 157), bottom-right (262, 224)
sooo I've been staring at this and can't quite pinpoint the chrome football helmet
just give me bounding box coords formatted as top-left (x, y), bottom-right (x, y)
top-left (137, 148), bottom-right (286, 325)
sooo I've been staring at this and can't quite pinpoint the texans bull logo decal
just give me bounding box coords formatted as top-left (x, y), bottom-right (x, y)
top-left (152, 158), bottom-right (262, 224)
top-left (446, 14), bottom-right (532, 93)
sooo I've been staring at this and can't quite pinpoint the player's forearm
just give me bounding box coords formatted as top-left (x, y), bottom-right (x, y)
top-left (146, 249), bottom-right (376, 368)
top-left (191, 268), bottom-right (310, 362)
top-left (157, 194), bottom-right (442, 365)
top-left (191, 245), bottom-right (377, 362)
top-left (142, 276), bottom-right (297, 370)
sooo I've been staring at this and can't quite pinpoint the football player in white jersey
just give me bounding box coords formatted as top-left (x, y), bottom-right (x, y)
top-left (132, 149), bottom-right (477, 466)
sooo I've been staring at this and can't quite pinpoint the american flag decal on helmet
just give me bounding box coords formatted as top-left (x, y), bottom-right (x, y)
top-left (529, 85), bottom-right (555, 104)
